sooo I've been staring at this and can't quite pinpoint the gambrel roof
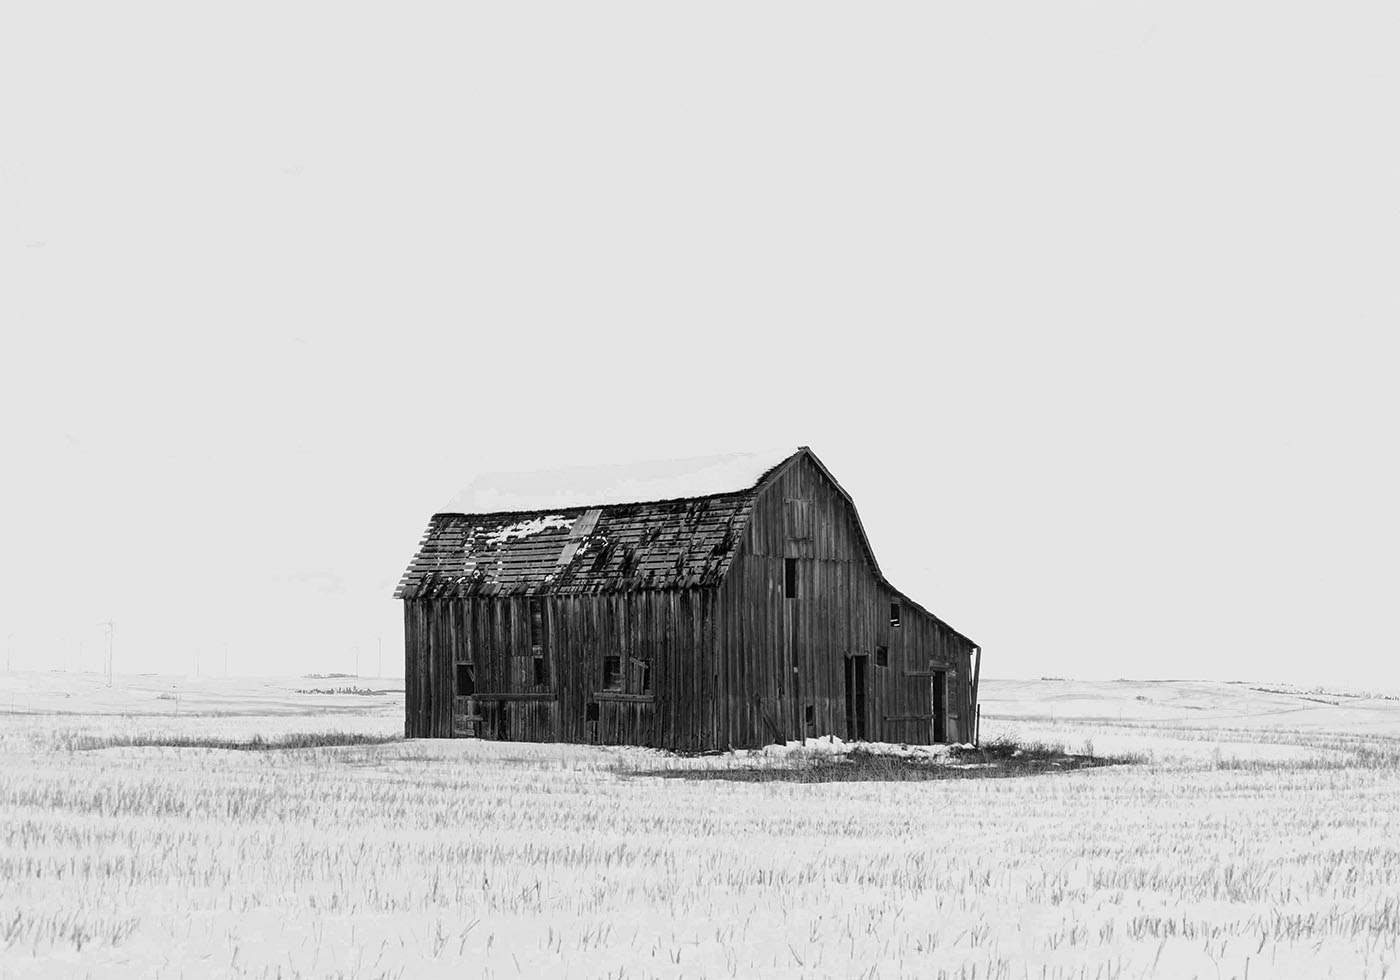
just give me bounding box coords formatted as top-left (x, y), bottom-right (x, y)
top-left (394, 447), bottom-right (977, 646)
top-left (394, 450), bottom-right (799, 598)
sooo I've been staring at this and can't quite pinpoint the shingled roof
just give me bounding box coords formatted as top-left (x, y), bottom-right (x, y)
top-left (394, 450), bottom-right (799, 598)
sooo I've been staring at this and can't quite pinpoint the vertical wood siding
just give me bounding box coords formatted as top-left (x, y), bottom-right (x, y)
top-left (403, 590), bottom-right (715, 749)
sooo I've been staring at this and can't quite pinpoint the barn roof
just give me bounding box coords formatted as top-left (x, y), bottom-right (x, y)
top-left (394, 449), bottom-right (801, 598)
top-left (394, 447), bottom-right (979, 647)
top-left (439, 447), bottom-right (797, 514)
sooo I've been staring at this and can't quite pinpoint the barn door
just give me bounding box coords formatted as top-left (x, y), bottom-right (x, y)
top-left (931, 670), bottom-right (948, 743)
top-left (844, 655), bottom-right (868, 741)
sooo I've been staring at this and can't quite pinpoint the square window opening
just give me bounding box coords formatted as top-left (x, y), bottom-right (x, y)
top-left (890, 602), bottom-right (902, 628)
top-left (875, 646), bottom-right (889, 668)
top-left (804, 704), bottom-right (815, 728)
top-left (633, 657), bottom-right (652, 695)
top-left (532, 655), bottom-right (546, 687)
top-left (784, 558), bottom-right (798, 599)
top-left (585, 702), bottom-right (599, 722)
top-left (602, 655), bottom-right (622, 692)
top-left (454, 663), bottom-right (475, 697)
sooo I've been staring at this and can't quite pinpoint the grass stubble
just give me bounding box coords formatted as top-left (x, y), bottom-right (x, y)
top-left (1, 700), bottom-right (1399, 978)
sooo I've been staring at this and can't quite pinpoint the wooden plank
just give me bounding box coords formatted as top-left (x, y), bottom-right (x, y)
top-left (470, 691), bottom-right (560, 702)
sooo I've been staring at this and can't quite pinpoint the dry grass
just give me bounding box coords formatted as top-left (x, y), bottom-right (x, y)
top-left (2, 680), bottom-right (1400, 978)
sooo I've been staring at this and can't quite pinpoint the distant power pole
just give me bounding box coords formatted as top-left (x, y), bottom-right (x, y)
top-left (5, 633), bottom-right (11, 674)
top-left (100, 621), bottom-right (114, 687)
top-left (377, 636), bottom-right (382, 678)
top-left (224, 643), bottom-right (229, 677)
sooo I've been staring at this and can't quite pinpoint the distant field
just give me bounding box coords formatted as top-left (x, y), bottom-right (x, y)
top-left (2, 673), bottom-right (1399, 979)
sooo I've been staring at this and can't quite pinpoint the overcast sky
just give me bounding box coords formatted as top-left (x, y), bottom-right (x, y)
top-left (2, 2), bottom-right (1396, 688)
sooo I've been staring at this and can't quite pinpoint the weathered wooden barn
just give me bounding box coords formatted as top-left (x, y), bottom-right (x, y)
top-left (394, 447), bottom-right (980, 749)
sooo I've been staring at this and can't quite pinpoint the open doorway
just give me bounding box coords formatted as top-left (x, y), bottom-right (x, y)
top-left (844, 654), bottom-right (868, 741)
top-left (931, 669), bottom-right (947, 743)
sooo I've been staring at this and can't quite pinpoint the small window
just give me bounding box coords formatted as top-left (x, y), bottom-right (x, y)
top-left (875, 646), bottom-right (889, 668)
top-left (890, 602), bottom-right (902, 628)
top-left (529, 598), bottom-right (545, 650)
top-left (632, 657), bottom-right (652, 695)
top-left (585, 702), bottom-right (599, 722)
top-left (784, 559), bottom-right (798, 599)
top-left (602, 655), bottom-right (622, 691)
top-left (804, 704), bottom-right (815, 727)
top-left (455, 663), bottom-right (475, 696)
top-left (501, 602), bottom-right (512, 640)
top-left (532, 654), bottom-right (547, 687)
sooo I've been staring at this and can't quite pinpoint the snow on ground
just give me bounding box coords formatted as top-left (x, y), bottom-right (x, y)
top-left (0, 671), bottom-right (404, 748)
top-left (750, 735), bottom-right (974, 757)
top-left (4, 673), bottom-right (1400, 979)
top-left (979, 676), bottom-right (1400, 763)
top-left (439, 447), bottom-right (798, 513)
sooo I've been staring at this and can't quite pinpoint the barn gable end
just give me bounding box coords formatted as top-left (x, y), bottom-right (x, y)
top-left (711, 450), bottom-right (979, 748)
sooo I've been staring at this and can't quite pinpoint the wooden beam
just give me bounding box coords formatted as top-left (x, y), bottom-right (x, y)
top-left (469, 691), bottom-right (559, 702)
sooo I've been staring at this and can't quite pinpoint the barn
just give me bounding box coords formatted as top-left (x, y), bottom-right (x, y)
top-left (394, 447), bottom-right (981, 750)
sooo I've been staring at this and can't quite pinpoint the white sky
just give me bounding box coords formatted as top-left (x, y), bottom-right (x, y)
top-left (2, 2), bottom-right (1396, 687)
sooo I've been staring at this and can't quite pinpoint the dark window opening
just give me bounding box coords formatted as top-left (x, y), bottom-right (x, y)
top-left (454, 663), bottom-right (475, 696)
top-left (890, 602), bottom-right (902, 628)
top-left (501, 602), bottom-right (512, 641)
top-left (633, 657), bottom-right (652, 694)
top-left (804, 704), bottom-right (815, 728)
top-left (602, 655), bottom-right (622, 691)
top-left (585, 702), bottom-right (599, 722)
top-left (529, 598), bottom-right (544, 650)
top-left (784, 558), bottom-right (798, 599)
top-left (532, 654), bottom-right (547, 687)
top-left (875, 646), bottom-right (889, 668)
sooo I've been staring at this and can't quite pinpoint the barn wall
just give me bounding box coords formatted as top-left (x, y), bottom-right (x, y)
top-left (403, 590), bottom-right (716, 749)
top-left (714, 453), bottom-right (976, 748)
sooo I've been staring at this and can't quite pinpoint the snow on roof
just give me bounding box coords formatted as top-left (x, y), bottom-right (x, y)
top-left (440, 448), bottom-right (800, 514)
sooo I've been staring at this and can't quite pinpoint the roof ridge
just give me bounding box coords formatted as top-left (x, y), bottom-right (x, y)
top-left (438, 447), bottom-right (803, 515)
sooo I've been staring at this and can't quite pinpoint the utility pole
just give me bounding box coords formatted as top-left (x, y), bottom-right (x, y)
top-left (100, 621), bottom-right (114, 687)
top-left (224, 643), bottom-right (229, 678)
top-left (5, 633), bottom-right (11, 674)
top-left (377, 636), bottom-right (382, 678)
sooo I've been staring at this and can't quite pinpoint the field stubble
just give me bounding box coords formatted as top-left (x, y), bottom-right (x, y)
top-left (1, 676), bottom-right (1399, 978)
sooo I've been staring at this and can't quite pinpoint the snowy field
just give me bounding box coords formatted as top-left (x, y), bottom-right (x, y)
top-left (3, 673), bottom-right (1400, 979)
